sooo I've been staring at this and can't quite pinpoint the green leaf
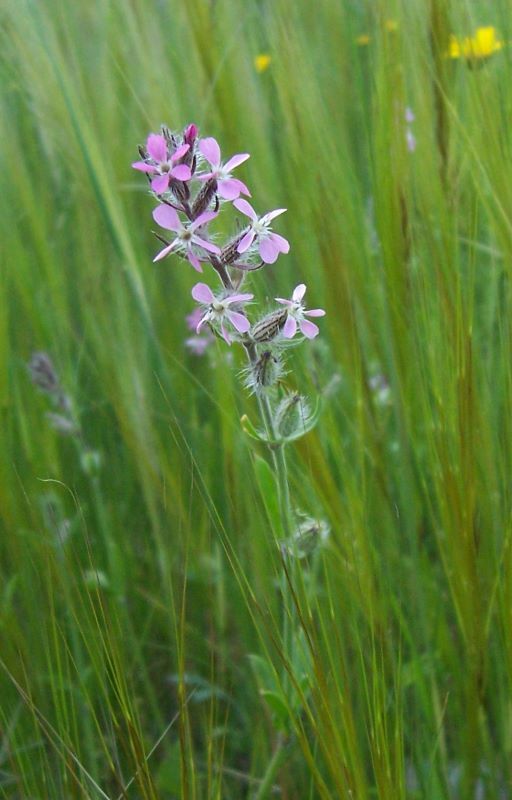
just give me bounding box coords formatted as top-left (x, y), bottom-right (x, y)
top-left (253, 455), bottom-right (281, 533)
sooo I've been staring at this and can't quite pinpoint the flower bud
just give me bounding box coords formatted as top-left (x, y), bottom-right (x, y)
top-left (81, 449), bottom-right (102, 476)
top-left (191, 178), bottom-right (217, 219)
top-left (251, 309), bottom-right (288, 343)
top-left (184, 123), bottom-right (198, 146)
top-left (45, 412), bottom-right (80, 437)
top-left (282, 515), bottom-right (330, 559)
top-left (274, 393), bottom-right (311, 440)
top-left (28, 352), bottom-right (60, 395)
top-left (273, 393), bottom-right (320, 442)
top-left (245, 350), bottom-right (283, 393)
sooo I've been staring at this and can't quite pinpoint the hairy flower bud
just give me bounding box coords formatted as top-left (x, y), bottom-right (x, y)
top-left (28, 352), bottom-right (60, 394)
top-left (184, 123), bottom-right (198, 147)
top-left (28, 351), bottom-right (72, 412)
top-left (244, 350), bottom-right (283, 393)
top-left (282, 514), bottom-right (330, 558)
top-left (45, 412), bottom-right (80, 437)
top-left (274, 393), bottom-right (318, 442)
top-left (220, 231), bottom-right (250, 266)
top-left (191, 178), bottom-right (218, 219)
top-left (250, 309), bottom-right (288, 343)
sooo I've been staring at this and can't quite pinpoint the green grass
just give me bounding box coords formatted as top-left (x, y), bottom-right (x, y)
top-left (2, 0), bottom-right (512, 796)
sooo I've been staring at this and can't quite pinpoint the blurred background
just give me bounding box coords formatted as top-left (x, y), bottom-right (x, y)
top-left (2, 0), bottom-right (512, 797)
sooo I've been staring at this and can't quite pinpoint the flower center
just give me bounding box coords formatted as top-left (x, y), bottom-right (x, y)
top-left (252, 219), bottom-right (269, 237)
top-left (290, 301), bottom-right (304, 319)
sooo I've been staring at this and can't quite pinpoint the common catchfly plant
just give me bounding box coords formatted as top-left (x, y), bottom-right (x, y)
top-left (133, 121), bottom-right (329, 759)
top-left (132, 122), bottom-right (328, 540)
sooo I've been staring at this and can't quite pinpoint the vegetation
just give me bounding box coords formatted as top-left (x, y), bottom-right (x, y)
top-left (2, 0), bottom-right (512, 796)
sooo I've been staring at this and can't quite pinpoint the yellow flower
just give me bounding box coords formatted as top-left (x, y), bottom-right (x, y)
top-left (356, 20), bottom-right (397, 46)
top-left (448, 26), bottom-right (504, 61)
top-left (254, 54), bottom-right (272, 73)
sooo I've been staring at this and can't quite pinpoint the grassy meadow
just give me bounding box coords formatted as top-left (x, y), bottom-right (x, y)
top-left (2, 0), bottom-right (512, 796)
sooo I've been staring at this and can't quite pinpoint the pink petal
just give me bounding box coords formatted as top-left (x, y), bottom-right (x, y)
top-left (186, 335), bottom-right (211, 355)
top-left (237, 230), bottom-right (256, 254)
top-left (192, 210), bottom-right (218, 229)
top-left (153, 242), bottom-right (177, 262)
top-left (223, 153), bottom-right (250, 171)
top-left (235, 179), bottom-right (251, 197)
top-left (304, 308), bottom-right (326, 317)
top-left (224, 292), bottom-right (254, 305)
top-left (264, 208), bottom-right (287, 223)
top-left (259, 237), bottom-right (280, 264)
top-left (186, 307), bottom-right (204, 330)
top-left (292, 284), bottom-right (307, 302)
top-left (192, 282), bottom-right (215, 304)
top-left (199, 137), bottom-right (221, 168)
top-left (184, 123), bottom-right (198, 145)
top-left (146, 134), bottom-right (167, 163)
top-left (217, 179), bottom-right (246, 200)
top-left (153, 204), bottom-right (181, 231)
top-left (226, 310), bottom-right (251, 333)
top-left (233, 198), bottom-right (257, 221)
top-left (220, 322), bottom-right (232, 345)
top-left (191, 235), bottom-right (221, 254)
top-left (270, 233), bottom-right (289, 253)
top-left (275, 298), bottom-right (293, 307)
top-left (151, 174), bottom-right (171, 194)
top-left (300, 319), bottom-right (319, 339)
top-left (171, 164), bottom-right (192, 181)
top-left (195, 314), bottom-right (209, 333)
top-left (197, 172), bottom-right (214, 182)
top-left (171, 143), bottom-right (190, 162)
top-left (132, 161), bottom-right (156, 173)
top-left (187, 252), bottom-right (203, 272)
top-left (283, 316), bottom-right (297, 338)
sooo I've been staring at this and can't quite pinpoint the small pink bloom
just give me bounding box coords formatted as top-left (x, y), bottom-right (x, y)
top-left (198, 137), bottom-right (251, 200)
top-left (191, 282), bottom-right (253, 344)
top-left (184, 123), bottom-right (198, 147)
top-left (275, 284), bottom-right (325, 339)
top-left (233, 199), bottom-right (289, 264)
top-left (152, 205), bottom-right (220, 271)
top-left (185, 305), bottom-right (215, 356)
top-left (132, 134), bottom-right (192, 194)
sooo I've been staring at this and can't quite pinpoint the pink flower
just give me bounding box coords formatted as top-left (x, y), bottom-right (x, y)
top-left (185, 307), bottom-right (214, 355)
top-left (191, 282), bottom-right (253, 344)
top-left (233, 199), bottom-right (290, 264)
top-left (183, 123), bottom-right (198, 148)
top-left (198, 137), bottom-right (251, 200)
top-left (152, 205), bottom-right (221, 271)
top-left (275, 284), bottom-right (325, 339)
top-left (132, 134), bottom-right (192, 194)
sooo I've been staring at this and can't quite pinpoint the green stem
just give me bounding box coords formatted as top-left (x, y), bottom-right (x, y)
top-left (251, 734), bottom-right (288, 800)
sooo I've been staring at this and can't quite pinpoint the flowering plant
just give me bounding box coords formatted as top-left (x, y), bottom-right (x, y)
top-left (133, 122), bottom-right (330, 764)
top-left (133, 123), bottom-right (328, 538)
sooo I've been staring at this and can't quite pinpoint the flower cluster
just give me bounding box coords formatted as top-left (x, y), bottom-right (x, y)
top-left (133, 122), bottom-right (325, 395)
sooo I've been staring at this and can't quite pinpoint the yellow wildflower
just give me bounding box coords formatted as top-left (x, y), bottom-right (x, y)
top-left (254, 54), bottom-right (272, 73)
top-left (448, 26), bottom-right (504, 61)
top-left (356, 34), bottom-right (371, 46)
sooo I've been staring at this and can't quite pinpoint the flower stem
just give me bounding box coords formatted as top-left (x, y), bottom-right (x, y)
top-left (251, 733), bottom-right (288, 800)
